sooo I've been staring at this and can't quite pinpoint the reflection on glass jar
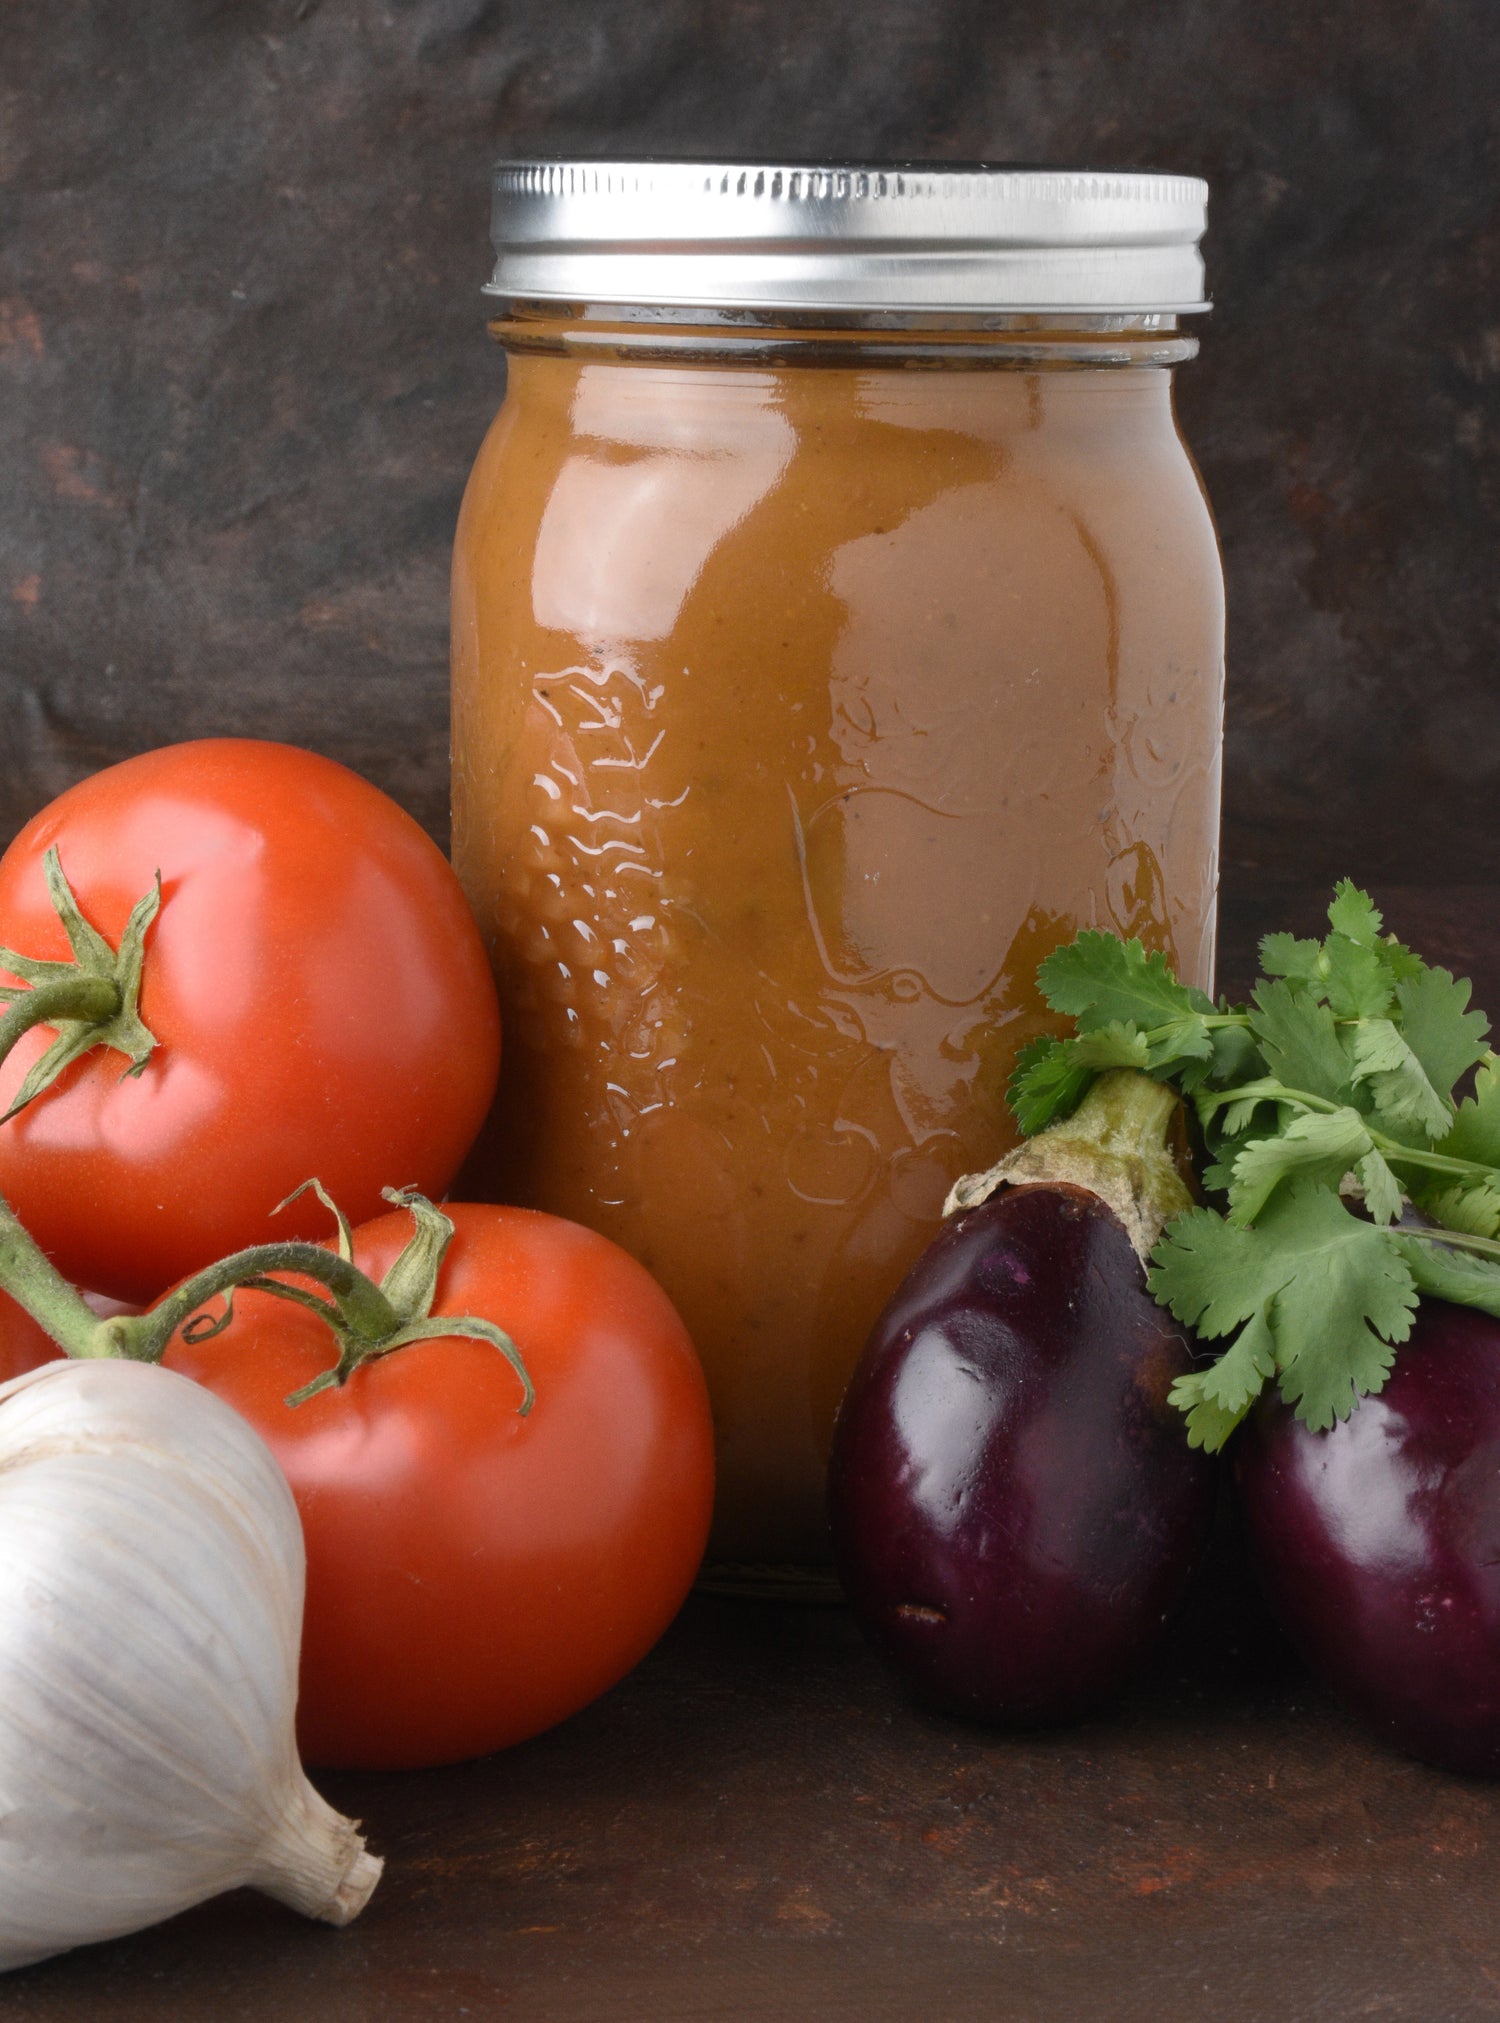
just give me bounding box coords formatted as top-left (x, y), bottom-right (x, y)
top-left (454, 163), bottom-right (1224, 1573)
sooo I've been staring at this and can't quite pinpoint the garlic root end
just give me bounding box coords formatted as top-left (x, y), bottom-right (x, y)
top-left (323, 1845), bottom-right (385, 1926)
top-left (258, 1778), bottom-right (384, 1927)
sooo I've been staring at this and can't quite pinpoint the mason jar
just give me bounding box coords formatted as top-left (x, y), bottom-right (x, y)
top-left (452, 162), bottom-right (1223, 1580)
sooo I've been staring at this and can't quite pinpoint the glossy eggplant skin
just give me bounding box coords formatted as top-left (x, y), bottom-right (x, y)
top-left (828, 1183), bottom-right (1213, 1723)
top-left (1236, 1300), bottom-right (1500, 1776)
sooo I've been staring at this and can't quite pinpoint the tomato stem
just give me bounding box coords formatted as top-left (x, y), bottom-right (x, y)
top-left (0, 849), bottom-right (161, 1119)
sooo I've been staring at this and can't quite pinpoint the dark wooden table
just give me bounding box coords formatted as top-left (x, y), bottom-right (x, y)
top-left (9, 880), bottom-right (1500, 2022)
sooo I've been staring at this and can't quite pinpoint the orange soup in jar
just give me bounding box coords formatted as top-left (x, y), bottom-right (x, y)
top-left (453, 163), bottom-right (1223, 1577)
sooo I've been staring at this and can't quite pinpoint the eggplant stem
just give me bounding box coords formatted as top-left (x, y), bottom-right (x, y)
top-left (946, 1069), bottom-right (1191, 1265)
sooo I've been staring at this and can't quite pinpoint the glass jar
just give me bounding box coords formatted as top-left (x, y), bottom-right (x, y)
top-left (452, 163), bottom-right (1224, 1578)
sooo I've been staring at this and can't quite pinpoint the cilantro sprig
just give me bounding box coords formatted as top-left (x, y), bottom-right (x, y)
top-left (1007, 884), bottom-right (1500, 1451)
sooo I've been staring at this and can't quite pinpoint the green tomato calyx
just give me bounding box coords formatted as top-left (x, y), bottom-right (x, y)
top-left (0, 847), bottom-right (161, 1121)
top-left (139, 1184), bottom-right (535, 1415)
top-left (0, 1179), bottom-right (534, 1419)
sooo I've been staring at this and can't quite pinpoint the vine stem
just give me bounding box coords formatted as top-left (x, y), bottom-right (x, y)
top-left (0, 1171), bottom-right (534, 1416)
top-left (115, 1245), bottom-right (403, 1366)
top-left (0, 1192), bottom-right (403, 1367)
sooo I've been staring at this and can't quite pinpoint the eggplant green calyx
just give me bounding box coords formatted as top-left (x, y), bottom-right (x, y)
top-left (0, 847), bottom-right (161, 1121)
top-left (116, 1184), bottom-right (535, 1415)
top-left (945, 1068), bottom-right (1192, 1264)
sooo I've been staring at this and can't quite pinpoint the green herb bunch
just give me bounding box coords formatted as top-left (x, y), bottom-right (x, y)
top-left (1009, 883), bottom-right (1500, 1450)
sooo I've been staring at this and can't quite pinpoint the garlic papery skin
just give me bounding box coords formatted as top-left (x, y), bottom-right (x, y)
top-left (0, 1359), bottom-right (381, 1971)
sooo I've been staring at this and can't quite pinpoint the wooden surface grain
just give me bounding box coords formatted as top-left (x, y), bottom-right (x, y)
top-left (7, 1590), bottom-right (1500, 2023)
top-left (2, 889), bottom-right (1498, 2021)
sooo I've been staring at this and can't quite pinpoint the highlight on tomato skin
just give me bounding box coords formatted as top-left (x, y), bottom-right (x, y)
top-left (161, 1201), bottom-right (717, 1771)
top-left (0, 738), bottom-right (502, 1304)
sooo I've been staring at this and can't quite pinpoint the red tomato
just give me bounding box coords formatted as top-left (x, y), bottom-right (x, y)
top-left (0, 1290), bottom-right (59, 1385)
top-left (164, 1203), bottom-right (715, 1769)
top-left (0, 741), bottom-right (500, 1301)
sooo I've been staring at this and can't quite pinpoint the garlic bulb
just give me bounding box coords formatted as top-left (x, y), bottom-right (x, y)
top-left (0, 1359), bottom-right (381, 1970)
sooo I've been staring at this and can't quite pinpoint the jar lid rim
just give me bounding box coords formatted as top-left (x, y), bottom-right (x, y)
top-left (485, 158), bottom-right (1211, 316)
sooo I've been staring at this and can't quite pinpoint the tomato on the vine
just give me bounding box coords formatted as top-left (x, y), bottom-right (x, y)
top-left (164, 1201), bottom-right (715, 1769)
top-left (0, 741), bottom-right (500, 1302)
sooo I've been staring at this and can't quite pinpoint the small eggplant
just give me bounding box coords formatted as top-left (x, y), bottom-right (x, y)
top-left (828, 1072), bottom-right (1214, 1723)
top-left (1236, 1298), bottom-right (1500, 1775)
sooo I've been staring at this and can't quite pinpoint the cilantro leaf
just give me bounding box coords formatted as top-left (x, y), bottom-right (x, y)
top-left (1150, 1184), bottom-right (1418, 1444)
top-left (1396, 1233), bottom-right (1500, 1321)
top-left (1225, 1108), bottom-right (1374, 1226)
top-left (1414, 1180), bottom-right (1500, 1240)
top-left (1009, 888), bottom-right (1497, 1458)
top-left (1248, 981), bottom-right (1355, 1106)
top-left (1257, 896), bottom-right (1428, 1029)
top-left (1260, 914), bottom-right (1393, 1019)
top-left (1216, 1089), bottom-right (1276, 1140)
top-left (1072, 1021), bottom-right (1153, 1071)
top-left (1260, 932), bottom-right (1323, 987)
top-left (1197, 1075), bottom-right (1295, 1167)
top-left (1210, 1021), bottom-right (1261, 1084)
top-left (1166, 1370), bottom-right (1256, 1453)
top-left (1006, 1023), bottom-right (1161, 1135)
top-left (1260, 1188), bottom-right (1417, 1429)
top-left (1376, 934), bottom-right (1429, 986)
top-left (1037, 931), bottom-right (1215, 1031)
top-left (1176, 1019), bottom-right (1260, 1099)
top-left (1356, 1148), bottom-right (1404, 1226)
top-left (1216, 1094), bottom-right (1273, 1141)
top-left (1435, 1057), bottom-right (1500, 1170)
top-left (1327, 880), bottom-right (1383, 946)
top-left (1394, 969), bottom-right (1490, 1106)
top-left (1148, 1207), bottom-right (1267, 1339)
top-left (1321, 934), bottom-right (1394, 1020)
top-left (1149, 1028), bottom-right (1216, 1081)
top-left (1007, 1036), bottom-right (1092, 1137)
top-left (1180, 1305), bottom-right (1277, 1426)
top-left (1349, 1019), bottom-right (1452, 1140)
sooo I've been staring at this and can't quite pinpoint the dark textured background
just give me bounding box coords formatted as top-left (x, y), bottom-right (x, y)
top-left (2, 0), bottom-right (1498, 897)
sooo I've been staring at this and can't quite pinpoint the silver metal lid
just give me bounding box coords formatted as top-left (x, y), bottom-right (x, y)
top-left (485, 159), bottom-right (1210, 316)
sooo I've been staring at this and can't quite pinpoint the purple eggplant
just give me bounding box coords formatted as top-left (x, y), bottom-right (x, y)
top-left (828, 1174), bottom-right (1214, 1722)
top-left (1236, 1299), bottom-right (1500, 1775)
